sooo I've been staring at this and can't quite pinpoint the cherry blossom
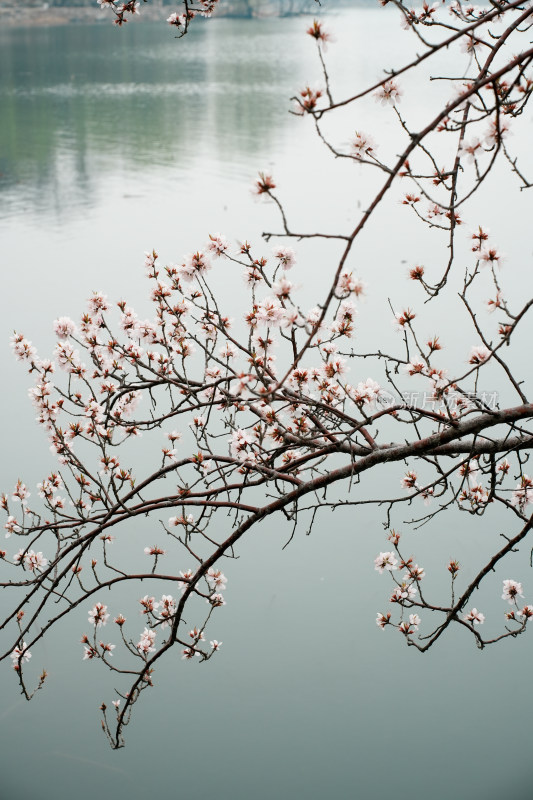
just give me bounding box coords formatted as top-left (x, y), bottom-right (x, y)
top-left (144, 545), bottom-right (166, 556)
top-left (399, 614), bottom-right (420, 634)
top-left (374, 552), bottom-right (398, 574)
top-left (11, 480), bottom-right (30, 505)
top-left (159, 595), bottom-right (177, 628)
top-left (459, 138), bottom-right (484, 163)
top-left (89, 603), bottom-right (110, 627)
top-left (376, 612), bottom-right (391, 629)
top-left (207, 568), bottom-right (228, 591)
top-left (10, 334), bottom-right (37, 363)
top-left (253, 172), bottom-right (276, 195)
top-left (14, 550), bottom-right (48, 572)
top-left (511, 476), bottom-right (533, 511)
top-left (306, 19), bottom-right (332, 46)
top-left (272, 246), bottom-right (296, 270)
top-left (401, 471), bottom-right (418, 490)
top-left (468, 345), bottom-right (491, 365)
top-left (391, 583), bottom-right (417, 602)
top-left (501, 580), bottom-right (524, 605)
top-left (4, 517), bottom-right (21, 538)
top-left (137, 628), bottom-right (156, 655)
top-left (10, 642), bottom-right (32, 667)
top-left (206, 233), bottom-right (228, 257)
top-left (463, 608), bottom-right (485, 625)
top-left (374, 80), bottom-right (402, 106)
top-left (53, 317), bottom-right (77, 339)
top-left (352, 131), bottom-right (376, 159)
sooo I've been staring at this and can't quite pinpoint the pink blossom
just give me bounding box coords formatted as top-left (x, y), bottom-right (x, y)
top-left (479, 247), bottom-right (504, 267)
top-left (119, 306), bottom-right (139, 336)
top-left (404, 564), bottom-right (425, 582)
top-left (468, 345), bottom-right (491, 365)
top-left (323, 357), bottom-right (347, 380)
top-left (272, 246), bottom-right (296, 270)
top-left (10, 333), bottom-right (37, 363)
top-left (181, 647), bottom-right (199, 660)
top-left (352, 131), bottom-right (376, 159)
top-left (114, 390), bottom-right (142, 419)
top-left (306, 19), bottom-right (333, 46)
top-left (336, 271), bottom-right (365, 297)
top-left (272, 277), bottom-right (293, 298)
top-left (352, 378), bottom-right (382, 406)
top-left (178, 569), bottom-right (193, 594)
top-left (83, 645), bottom-right (98, 660)
top-left (401, 471), bottom-right (418, 490)
top-left (10, 642), bottom-right (32, 667)
top-left (4, 517), bottom-right (21, 538)
top-left (399, 614), bottom-right (420, 634)
top-left (376, 612), bottom-right (391, 629)
top-left (207, 568), bottom-right (228, 591)
top-left (511, 475), bottom-right (533, 511)
top-left (167, 11), bottom-right (187, 26)
top-left (463, 608), bottom-right (485, 625)
top-left (139, 595), bottom-right (158, 614)
top-left (485, 118), bottom-right (510, 147)
top-left (15, 549), bottom-right (48, 572)
top-left (460, 35), bottom-right (482, 54)
top-left (159, 595), bottom-right (176, 628)
top-left (256, 297), bottom-right (286, 328)
top-left (502, 579), bottom-right (524, 605)
top-left (144, 545), bottom-right (166, 556)
top-left (179, 251), bottom-right (212, 283)
top-left (89, 603), bottom-right (110, 627)
top-left (84, 400), bottom-right (105, 423)
top-left (405, 357), bottom-right (425, 377)
top-left (206, 233), bottom-right (228, 257)
top-left (55, 341), bottom-right (83, 374)
top-left (208, 593), bottom-right (226, 607)
top-left (421, 487), bottom-right (434, 506)
top-left (393, 308), bottom-right (416, 330)
top-left (374, 551), bottom-right (398, 574)
top-left (11, 480), bottom-right (30, 505)
top-left (374, 79), bottom-right (402, 106)
top-left (100, 642), bottom-right (116, 657)
top-left (391, 583), bottom-right (417, 602)
top-left (253, 172), bottom-right (276, 195)
top-left (87, 292), bottom-right (109, 315)
top-left (219, 342), bottom-right (237, 359)
top-left (459, 137), bottom-right (484, 163)
top-left (229, 428), bottom-right (256, 463)
top-left (137, 628), bottom-right (156, 655)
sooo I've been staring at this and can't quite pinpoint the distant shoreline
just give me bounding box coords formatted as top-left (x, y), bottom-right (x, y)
top-left (0, 6), bottom-right (184, 28)
top-left (0, 4), bottom-right (330, 29)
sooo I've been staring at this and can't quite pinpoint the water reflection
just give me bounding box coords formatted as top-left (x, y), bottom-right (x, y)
top-left (0, 19), bottom-right (306, 218)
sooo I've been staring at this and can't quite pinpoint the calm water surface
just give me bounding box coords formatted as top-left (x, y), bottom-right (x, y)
top-left (1, 11), bottom-right (532, 800)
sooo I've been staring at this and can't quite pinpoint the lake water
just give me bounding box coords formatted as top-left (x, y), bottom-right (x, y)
top-left (1, 9), bottom-right (532, 800)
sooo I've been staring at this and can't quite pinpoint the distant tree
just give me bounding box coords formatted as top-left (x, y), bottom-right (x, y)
top-left (2, 0), bottom-right (533, 749)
